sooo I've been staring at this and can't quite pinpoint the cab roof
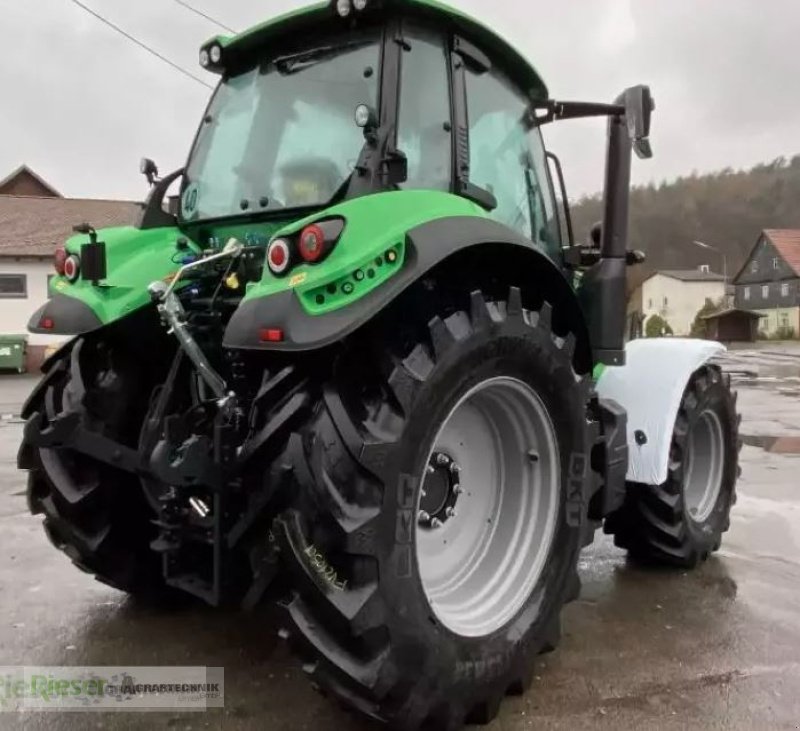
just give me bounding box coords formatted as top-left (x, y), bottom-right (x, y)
top-left (209, 0), bottom-right (548, 100)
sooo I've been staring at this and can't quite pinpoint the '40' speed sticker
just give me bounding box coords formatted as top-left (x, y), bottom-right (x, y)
top-left (181, 182), bottom-right (200, 220)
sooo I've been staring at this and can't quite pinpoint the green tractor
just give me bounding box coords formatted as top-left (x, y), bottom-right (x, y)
top-left (19, 1), bottom-right (740, 727)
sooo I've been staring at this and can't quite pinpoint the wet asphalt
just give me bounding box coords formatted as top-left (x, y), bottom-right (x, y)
top-left (0, 345), bottom-right (799, 730)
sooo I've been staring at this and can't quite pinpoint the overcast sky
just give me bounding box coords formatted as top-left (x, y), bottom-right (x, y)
top-left (2, 0), bottom-right (797, 201)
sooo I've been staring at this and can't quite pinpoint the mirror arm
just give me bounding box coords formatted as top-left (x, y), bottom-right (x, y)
top-left (137, 168), bottom-right (184, 230)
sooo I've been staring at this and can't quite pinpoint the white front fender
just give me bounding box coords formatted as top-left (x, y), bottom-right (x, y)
top-left (596, 338), bottom-right (725, 485)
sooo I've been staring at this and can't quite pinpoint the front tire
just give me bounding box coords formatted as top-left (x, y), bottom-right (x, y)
top-left (268, 289), bottom-right (597, 729)
top-left (604, 364), bottom-right (740, 567)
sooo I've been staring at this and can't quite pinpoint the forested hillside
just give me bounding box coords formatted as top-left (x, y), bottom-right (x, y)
top-left (569, 155), bottom-right (800, 285)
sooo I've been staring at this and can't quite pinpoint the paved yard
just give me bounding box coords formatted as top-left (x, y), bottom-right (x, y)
top-left (0, 348), bottom-right (798, 730)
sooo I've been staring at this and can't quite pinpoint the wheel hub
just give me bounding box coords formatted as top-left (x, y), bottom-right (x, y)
top-left (415, 376), bottom-right (560, 638)
top-left (684, 407), bottom-right (725, 523)
top-left (419, 451), bottom-right (461, 528)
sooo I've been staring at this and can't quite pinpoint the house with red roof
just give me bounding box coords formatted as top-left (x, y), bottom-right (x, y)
top-left (0, 165), bottom-right (141, 370)
top-left (733, 229), bottom-right (800, 338)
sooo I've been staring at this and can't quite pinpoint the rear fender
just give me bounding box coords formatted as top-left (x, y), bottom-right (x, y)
top-left (596, 338), bottom-right (725, 485)
top-left (223, 192), bottom-right (586, 359)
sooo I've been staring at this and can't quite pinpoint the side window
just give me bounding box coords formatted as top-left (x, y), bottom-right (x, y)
top-left (397, 28), bottom-right (451, 191)
top-left (465, 65), bottom-right (559, 254)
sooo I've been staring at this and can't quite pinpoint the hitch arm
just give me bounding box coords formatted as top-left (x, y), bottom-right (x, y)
top-left (24, 410), bottom-right (145, 475)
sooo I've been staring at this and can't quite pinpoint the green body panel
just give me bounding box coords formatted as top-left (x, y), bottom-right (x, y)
top-left (43, 192), bottom-right (487, 329)
top-left (242, 190), bottom-right (489, 314)
top-left (47, 219), bottom-right (301, 327)
top-left (51, 226), bottom-right (198, 324)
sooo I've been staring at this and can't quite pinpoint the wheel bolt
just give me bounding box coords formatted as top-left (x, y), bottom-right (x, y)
top-left (436, 453), bottom-right (449, 466)
top-left (418, 510), bottom-right (431, 525)
top-left (446, 507), bottom-right (456, 518)
top-left (431, 517), bottom-right (443, 528)
top-left (453, 484), bottom-right (463, 495)
top-left (426, 465), bottom-right (435, 475)
top-left (449, 462), bottom-right (460, 473)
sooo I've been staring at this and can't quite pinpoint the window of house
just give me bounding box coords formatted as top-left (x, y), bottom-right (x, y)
top-left (699, 264), bottom-right (710, 273)
top-left (663, 296), bottom-right (668, 306)
top-left (751, 261), bottom-right (758, 272)
top-left (648, 298), bottom-right (653, 309)
top-left (780, 313), bottom-right (789, 328)
top-left (773, 257), bottom-right (780, 270)
top-left (0, 274), bottom-right (27, 298)
top-left (397, 27), bottom-right (451, 192)
top-left (781, 282), bottom-right (789, 297)
top-left (762, 284), bottom-right (769, 298)
top-left (743, 286), bottom-right (751, 300)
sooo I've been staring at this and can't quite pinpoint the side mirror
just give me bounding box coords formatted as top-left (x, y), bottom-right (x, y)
top-left (622, 85), bottom-right (654, 159)
top-left (139, 157), bottom-right (159, 186)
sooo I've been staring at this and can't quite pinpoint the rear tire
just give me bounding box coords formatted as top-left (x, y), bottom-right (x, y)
top-left (604, 364), bottom-right (740, 567)
top-left (19, 337), bottom-right (168, 597)
top-left (265, 288), bottom-right (597, 730)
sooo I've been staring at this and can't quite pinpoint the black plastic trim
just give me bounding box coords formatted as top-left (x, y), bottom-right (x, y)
top-left (137, 168), bottom-right (184, 230)
top-left (27, 295), bottom-right (103, 335)
top-left (449, 37), bottom-right (497, 211)
top-left (591, 398), bottom-right (629, 519)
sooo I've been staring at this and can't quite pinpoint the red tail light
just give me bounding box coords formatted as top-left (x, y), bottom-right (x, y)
top-left (267, 238), bottom-right (291, 275)
top-left (259, 328), bottom-right (284, 342)
top-left (54, 246), bottom-right (67, 275)
top-left (63, 254), bottom-right (81, 282)
top-left (298, 224), bottom-right (326, 262)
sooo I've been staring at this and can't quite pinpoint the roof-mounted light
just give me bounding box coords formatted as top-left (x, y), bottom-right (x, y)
top-left (335, 0), bottom-right (352, 17)
top-left (199, 39), bottom-right (226, 74)
top-left (353, 0), bottom-right (368, 10)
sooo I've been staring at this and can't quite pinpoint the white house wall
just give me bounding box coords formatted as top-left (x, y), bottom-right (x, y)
top-left (640, 275), bottom-right (726, 335)
top-left (0, 259), bottom-right (64, 347)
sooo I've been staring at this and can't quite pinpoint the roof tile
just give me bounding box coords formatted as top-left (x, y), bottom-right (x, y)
top-left (0, 195), bottom-right (141, 257)
top-left (652, 269), bottom-right (726, 282)
top-left (765, 229), bottom-right (800, 277)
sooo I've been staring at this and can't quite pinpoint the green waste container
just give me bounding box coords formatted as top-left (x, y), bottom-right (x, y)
top-left (0, 335), bottom-right (27, 373)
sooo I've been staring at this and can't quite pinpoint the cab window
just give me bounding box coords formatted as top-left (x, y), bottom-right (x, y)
top-left (465, 65), bottom-right (560, 254)
top-left (397, 27), bottom-right (452, 192)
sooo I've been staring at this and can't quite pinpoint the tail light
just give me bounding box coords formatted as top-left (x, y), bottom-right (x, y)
top-left (266, 218), bottom-right (345, 277)
top-left (298, 224), bottom-right (326, 263)
top-left (267, 238), bottom-right (292, 275)
top-left (54, 246), bottom-right (67, 275)
top-left (63, 254), bottom-right (81, 282)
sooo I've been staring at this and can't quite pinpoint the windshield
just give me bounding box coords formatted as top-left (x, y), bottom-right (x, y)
top-left (181, 32), bottom-right (381, 222)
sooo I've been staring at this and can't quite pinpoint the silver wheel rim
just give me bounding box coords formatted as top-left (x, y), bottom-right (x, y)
top-left (683, 408), bottom-right (724, 523)
top-left (415, 376), bottom-right (560, 638)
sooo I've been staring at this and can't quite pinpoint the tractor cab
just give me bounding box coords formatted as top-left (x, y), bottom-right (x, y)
top-left (177, 0), bottom-right (562, 258)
